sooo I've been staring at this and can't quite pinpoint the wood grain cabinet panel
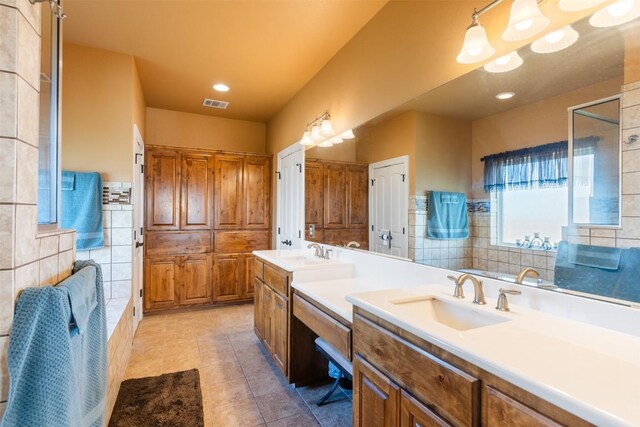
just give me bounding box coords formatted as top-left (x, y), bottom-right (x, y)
top-left (323, 163), bottom-right (347, 228)
top-left (254, 277), bottom-right (264, 340)
top-left (144, 257), bottom-right (179, 311)
top-left (180, 254), bottom-right (212, 305)
top-left (243, 254), bottom-right (257, 298)
top-left (146, 150), bottom-right (180, 230)
top-left (347, 164), bottom-right (369, 228)
top-left (485, 387), bottom-right (562, 427)
top-left (181, 153), bottom-right (213, 230)
top-left (305, 162), bottom-right (324, 229)
top-left (272, 291), bottom-right (288, 376)
top-left (213, 253), bottom-right (243, 302)
top-left (262, 285), bottom-right (274, 354)
top-left (400, 391), bottom-right (451, 427)
top-left (354, 355), bottom-right (400, 427)
top-left (214, 155), bottom-right (244, 229)
top-left (243, 156), bottom-right (271, 229)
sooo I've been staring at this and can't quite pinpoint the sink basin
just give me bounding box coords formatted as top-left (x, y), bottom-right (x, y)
top-left (277, 254), bottom-right (327, 264)
top-left (390, 296), bottom-right (510, 331)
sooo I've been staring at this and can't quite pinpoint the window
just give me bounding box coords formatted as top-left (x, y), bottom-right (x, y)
top-left (37, 1), bottom-right (62, 225)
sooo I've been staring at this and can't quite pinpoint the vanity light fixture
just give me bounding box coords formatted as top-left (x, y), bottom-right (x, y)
top-left (317, 141), bottom-right (334, 148)
top-left (590, 0), bottom-right (640, 27)
top-left (484, 51), bottom-right (523, 73)
top-left (496, 91), bottom-right (516, 100)
top-left (502, 0), bottom-right (550, 41)
top-left (456, 13), bottom-right (496, 64)
top-left (298, 112), bottom-right (347, 148)
top-left (558, 0), bottom-right (607, 12)
top-left (531, 25), bottom-right (579, 53)
top-left (213, 83), bottom-right (230, 92)
top-left (340, 129), bottom-right (355, 139)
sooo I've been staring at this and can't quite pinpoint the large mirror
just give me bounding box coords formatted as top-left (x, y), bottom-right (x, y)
top-left (303, 13), bottom-right (640, 306)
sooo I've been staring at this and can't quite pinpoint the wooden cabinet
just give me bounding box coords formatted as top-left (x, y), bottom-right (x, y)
top-left (305, 162), bottom-right (324, 228)
top-left (145, 254), bottom-right (212, 311)
top-left (400, 391), bottom-right (450, 427)
top-left (354, 355), bottom-right (400, 427)
top-left (214, 154), bottom-right (244, 229)
top-left (253, 258), bottom-right (291, 377)
top-left (243, 156), bottom-right (271, 229)
top-left (181, 153), bottom-right (213, 230)
top-left (323, 163), bottom-right (347, 228)
top-left (146, 149), bottom-right (180, 231)
top-left (213, 253), bottom-right (243, 302)
top-left (347, 164), bottom-right (368, 228)
top-left (485, 386), bottom-right (561, 427)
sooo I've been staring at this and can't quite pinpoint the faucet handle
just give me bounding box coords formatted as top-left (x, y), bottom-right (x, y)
top-left (496, 288), bottom-right (521, 312)
top-left (447, 275), bottom-right (464, 299)
top-left (324, 249), bottom-right (333, 260)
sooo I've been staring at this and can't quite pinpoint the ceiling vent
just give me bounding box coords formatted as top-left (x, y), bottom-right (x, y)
top-left (202, 98), bottom-right (229, 109)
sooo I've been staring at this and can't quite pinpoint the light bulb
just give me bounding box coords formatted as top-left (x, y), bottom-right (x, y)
top-left (531, 25), bottom-right (579, 54)
top-left (311, 125), bottom-right (321, 141)
top-left (299, 130), bottom-right (314, 146)
top-left (213, 83), bottom-right (229, 92)
top-left (590, 0), bottom-right (640, 27)
top-left (456, 20), bottom-right (496, 64)
top-left (320, 119), bottom-right (334, 136)
top-left (341, 129), bottom-right (355, 139)
top-left (502, 0), bottom-right (550, 41)
top-left (484, 51), bottom-right (523, 73)
top-left (558, 0), bottom-right (607, 12)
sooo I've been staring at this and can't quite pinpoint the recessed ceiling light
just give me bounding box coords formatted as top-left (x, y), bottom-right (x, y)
top-left (496, 92), bottom-right (516, 100)
top-left (213, 83), bottom-right (229, 92)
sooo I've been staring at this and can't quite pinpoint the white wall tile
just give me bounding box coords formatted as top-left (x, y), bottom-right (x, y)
top-left (111, 211), bottom-right (132, 228)
top-left (111, 280), bottom-right (131, 298)
top-left (89, 247), bottom-right (110, 264)
top-left (76, 250), bottom-right (90, 260)
top-left (111, 228), bottom-right (131, 246)
top-left (38, 254), bottom-right (58, 286)
top-left (102, 210), bottom-right (112, 229)
top-left (112, 263), bottom-right (132, 281)
top-left (0, 270), bottom-right (13, 335)
top-left (112, 245), bottom-right (132, 263)
top-left (100, 263), bottom-right (111, 282)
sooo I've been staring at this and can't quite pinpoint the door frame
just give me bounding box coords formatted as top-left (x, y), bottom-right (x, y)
top-left (368, 155), bottom-right (409, 257)
top-left (276, 143), bottom-right (305, 249)
top-left (132, 124), bottom-right (145, 332)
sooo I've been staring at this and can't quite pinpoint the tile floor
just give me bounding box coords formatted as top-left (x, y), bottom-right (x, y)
top-left (123, 304), bottom-right (352, 426)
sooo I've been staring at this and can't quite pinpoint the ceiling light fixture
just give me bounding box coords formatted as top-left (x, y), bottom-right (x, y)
top-left (456, 14), bottom-right (496, 64)
top-left (496, 91), bottom-right (516, 100)
top-left (531, 25), bottom-right (579, 53)
top-left (213, 83), bottom-right (230, 92)
top-left (590, 0), bottom-right (640, 27)
top-left (484, 51), bottom-right (523, 73)
top-left (298, 112), bottom-right (353, 148)
top-left (558, 0), bottom-right (607, 12)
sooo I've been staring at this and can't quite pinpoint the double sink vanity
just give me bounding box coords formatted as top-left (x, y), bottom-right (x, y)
top-left (252, 245), bottom-right (640, 427)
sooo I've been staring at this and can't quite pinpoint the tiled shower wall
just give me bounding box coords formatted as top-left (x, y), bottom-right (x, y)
top-left (0, 1), bottom-right (77, 418)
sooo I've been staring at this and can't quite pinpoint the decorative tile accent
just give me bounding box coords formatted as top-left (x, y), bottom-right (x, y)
top-left (103, 184), bottom-right (132, 205)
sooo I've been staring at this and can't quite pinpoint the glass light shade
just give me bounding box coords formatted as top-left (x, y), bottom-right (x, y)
top-left (502, 0), bottom-right (550, 41)
top-left (341, 129), bottom-right (355, 139)
top-left (484, 51), bottom-right (523, 73)
top-left (311, 125), bottom-right (322, 141)
top-left (329, 137), bottom-right (343, 144)
top-left (590, 0), bottom-right (640, 27)
top-left (320, 119), bottom-right (334, 136)
top-left (456, 22), bottom-right (496, 64)
top-left (299, 130), bottom-right (315, 146)
top-left (531, 26), bottom-right (579, 53)
top-left (318, 140), bottom-right (333, 148)
top-left (558, 0), bottom-right (607, 12)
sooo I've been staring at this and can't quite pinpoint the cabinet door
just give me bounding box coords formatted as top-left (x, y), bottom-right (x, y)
top-left (243, 156), bottom-right (271, 229)
top-left (262, 285), bottom-right (274, 354)
top-left (354, 355), bottom-right (399, 427)
top-left (323, 163), bottom-right (347, 228)
top-left (305, 162), bottom-right (324, 228)
top-left (144, 256), bottom-right (179, 311)
top-left (146, 149), bottom-right (180, 230)
top-left (212, 253), bottom-right (243, 302)
top-left (254, 278), bottom-right (264, 340)
top-left (485, 386), bottom-right (562, 427)
top-left (400, 391), bottom-right (450, 427)
top-left (272, 290), bottom-right (288, 376)
top-left (180, 254), bottom-right (212, 305)
top-left (347, 164), bottom-right (369, 229)
top-left (214, 155), bottom-right (243, 229)
top-left (243, 254), bottom-right (257, 298)
top-left (181, 153), bottom-right (213, 230)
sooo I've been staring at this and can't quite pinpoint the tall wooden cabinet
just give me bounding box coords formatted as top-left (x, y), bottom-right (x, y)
top-left (305, 159), bottom-right (369, 248)
top-left (144, 146), bottom-right (271, 312)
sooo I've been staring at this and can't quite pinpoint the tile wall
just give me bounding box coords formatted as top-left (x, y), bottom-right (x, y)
top-left (0, 1), bottom-right (78, 418)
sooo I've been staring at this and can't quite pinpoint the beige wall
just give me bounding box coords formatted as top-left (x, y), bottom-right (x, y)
top-left (471, 77), bottom-right (623, 198)
top-left (415, 111), bottom-right (471, 196)
top-left (132, 61), bottom-right (146, 142)
top-left (306, 140), bottom-right (356, 162)
top-left (146, 107), bottom-right (265, 153)
top-left (62, 43), bottom-right (144, 182)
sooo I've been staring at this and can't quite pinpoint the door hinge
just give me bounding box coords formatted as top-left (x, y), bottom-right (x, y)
top-left (140, 227), bottom-right (143, 236)
top-left (141, 164), bottom-right (144, 174)
top-left (401, 174), bottom-right (405, 182)
top-left (296, 163), bottom-right (302, 173)
top-left (278, 226), bottom-right (281, 235)
top-left (134, 230), bottom-right (136, 240)
top-left (403, 227), bottom-right (406, 234)
top-left (276, 171), bottom-right (281, 180)
top-left (135, 153), bottom-right (142, 164)
top-left (140, 289), bottom-right (142, 297)
top-left (371, 225), bottom-right (374, 231)
top-left (371, 179), bottom-right (375, 186)
top-left (133, 306), bottom-right (136, 317)
top-left (298, 230), bottom-right (301, 238)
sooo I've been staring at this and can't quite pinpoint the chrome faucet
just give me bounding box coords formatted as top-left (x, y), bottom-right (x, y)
top-left (307, 243), bottom-right (332, 259)
top-left (346, 241), bottom-right (361, 248)
top-left (515, 267), bottom-right (540, 284)
top-left (496, 288), bottom-right (521, 311)
top-left (447, 273), bottom-right (486, 305)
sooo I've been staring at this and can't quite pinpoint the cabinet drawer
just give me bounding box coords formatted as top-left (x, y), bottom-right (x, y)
top-left (146, 232), bottom-right (211, 256)
top-left (354, 315), bottom-right (479, 427)
top-left (485, 386), bottom-right (561, 427)
top-left (293, 294), bottom-right (351, 360)
top-left (263, 264), bottom-right (289, 297)
top-left (214, 230), bottom-right (270, 253)
top-left (254, 258), bottom-right (264, 281)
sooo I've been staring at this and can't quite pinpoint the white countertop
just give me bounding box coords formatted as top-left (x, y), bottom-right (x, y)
top-left (346, 285), bottom-right (640, 427)
top-left (292, 278), bottom-right (371, 323)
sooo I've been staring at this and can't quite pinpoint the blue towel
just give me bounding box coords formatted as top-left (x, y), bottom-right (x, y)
top-left (2, 261), bottom-right (107, 427)
top-left (61, 171), bottom-right (76, 191)
top-left (59, 265), bottom-right (98, 336)
top-left (61, 171), bottom-right (104, 250)
top-left (427, 191), bottom-right (469, 239)
top-left (555, 242), bottom-right (640, 303)
top-left (567, 242), bottom-right (622, 270)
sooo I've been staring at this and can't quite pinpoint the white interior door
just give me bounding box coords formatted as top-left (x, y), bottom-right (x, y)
top-left (369, 156), bottom-right (409, 258)
top-left (132, 125), bottom-right (144, 331)
top-left (277, 144), bottom-right (304, 249)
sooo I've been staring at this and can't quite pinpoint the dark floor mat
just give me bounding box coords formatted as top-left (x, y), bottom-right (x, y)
top-left (108, 369), bottom-right (204, 427)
